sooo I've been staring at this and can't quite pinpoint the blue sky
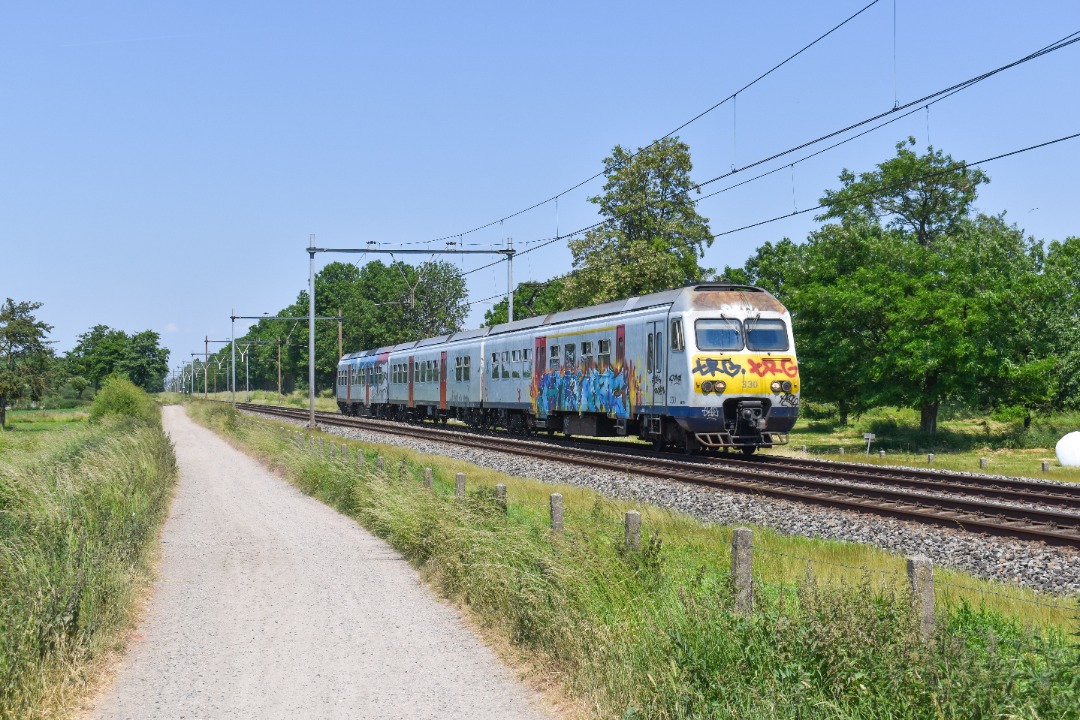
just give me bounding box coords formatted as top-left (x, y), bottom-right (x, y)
top-left (3, 1), bottom-right (1078, 377)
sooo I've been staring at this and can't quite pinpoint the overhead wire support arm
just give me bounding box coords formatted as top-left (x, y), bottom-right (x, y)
top-left (304, 240), bottom-right (517, 426)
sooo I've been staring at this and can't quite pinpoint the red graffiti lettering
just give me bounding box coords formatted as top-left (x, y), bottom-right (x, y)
top-left (747, 357), bottom-right (799, 378)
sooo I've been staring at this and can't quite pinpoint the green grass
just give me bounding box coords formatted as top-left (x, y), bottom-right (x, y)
top-left (191, 401), bottom-right (1079, 720)
top-left (0, 385), bottom-right (177, 719)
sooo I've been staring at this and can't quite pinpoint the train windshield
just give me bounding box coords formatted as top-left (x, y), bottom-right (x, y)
top-left (745, 318), bottom-right (789, 351)
top-left (695, 318), bottom-right (743, 350)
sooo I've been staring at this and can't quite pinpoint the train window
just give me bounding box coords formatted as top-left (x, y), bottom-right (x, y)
top-left (655, 333), bottom-right (663, 372)
top-left (598, 339), bottom-right (611, 366)
top-left (549, 344), bottom-right (559, 370)
top-left (455, 356), bottom-right (462, 382)
top-left (581, 341), bottom-right (592, 358)
top-left (491, 353), bottom-right (499, 379)
top-left (647, 334), bottom-right (654, 373)
top-left (523, 349), bottom-right (532, 376)
top-left (511, 350), bottom-right (521, 379)
top-left (463, 355), bottom-right (471, 382)
top-left (501, 351), bottom-right (510, 379)
top-left (695, 318), bottom-right (744, 351)
top-left (564, 343), bottom-right (576, 366)
top-left (671, 319), bottom-right (685, 351)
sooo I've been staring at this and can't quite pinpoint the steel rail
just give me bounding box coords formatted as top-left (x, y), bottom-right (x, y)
top-left (233, 402), bottom-right (1080, 548)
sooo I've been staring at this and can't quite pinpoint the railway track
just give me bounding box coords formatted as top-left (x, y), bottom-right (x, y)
top-left (232, 402), bottom-right (1080, 549)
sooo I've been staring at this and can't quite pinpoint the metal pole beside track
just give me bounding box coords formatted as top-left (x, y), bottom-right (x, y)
top-left (308, 234), bottom-right (316, 427)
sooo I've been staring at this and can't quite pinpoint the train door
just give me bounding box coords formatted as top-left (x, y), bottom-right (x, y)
top-left (364, 363), bottom-right (370, 406)
top-left (439, 351), bottom-right (448, 410)
top-left (616, 325), bottom-right (626, 368)
top-left (407, 354), bottom-right (415, 409)
top-left (645, 320), bottom-right (666, 410)
top-left (345, 363), bottom-right (351, 405)
top-left (534, 336), bottom-right (547, 418)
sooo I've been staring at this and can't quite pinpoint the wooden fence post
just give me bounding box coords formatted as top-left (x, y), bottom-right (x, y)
top-left (731, 527), bottom-right (753, 614)
top-left (549, 493), bottom-right (564, 533)
top-left (907, 554), bottom-right (935, 640)
top-left (624, 510), bottom-right (641, 551)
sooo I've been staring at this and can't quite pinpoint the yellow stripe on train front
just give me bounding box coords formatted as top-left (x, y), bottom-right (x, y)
top-left (691, 355), bottom-right (800, 395)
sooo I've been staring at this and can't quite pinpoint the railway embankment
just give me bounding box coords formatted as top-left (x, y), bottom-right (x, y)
top-left (198, 401), bottom-right (1079, 719)
top-left (0, 379), bottom-right (176, 719)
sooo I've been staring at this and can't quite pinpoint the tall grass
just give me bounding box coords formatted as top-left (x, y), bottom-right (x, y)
top-left (0, 383), bottom-right (177, 719)
top-left (193, 403), bottom-right (1079, 720)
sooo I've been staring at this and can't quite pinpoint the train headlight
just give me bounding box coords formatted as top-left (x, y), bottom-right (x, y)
top-left (713, 380), bottom-right (726, 393)
top-left (781, 380), bottom-right (793, 393)
top-left (702, 381), bottom-right (714, 393)
top-left (771, 380), bottom-right (782, 393)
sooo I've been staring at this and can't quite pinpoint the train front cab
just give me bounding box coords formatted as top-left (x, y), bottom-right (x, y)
top-left (658, 286), bottom-right (800, 454)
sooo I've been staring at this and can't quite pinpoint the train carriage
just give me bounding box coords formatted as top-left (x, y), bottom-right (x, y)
top-left (336, 284), bottom-right (799, 453)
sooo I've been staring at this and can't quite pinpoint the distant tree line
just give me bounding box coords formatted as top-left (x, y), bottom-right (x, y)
top-left (0, 300), bottom-right (170, 426)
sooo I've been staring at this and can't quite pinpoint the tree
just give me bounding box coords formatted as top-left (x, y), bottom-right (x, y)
top-left (0, 299), bottom-right (53, 428)
top-left (120, 330), bottom-right (171, 392)
top-left (819, 137), bottom-right (988, 247)
top-left (67, 325), bottom-right (171, 393)
top-left (270, 260), bottom-right (469, 389)
top-left (563, 137), bottom-right (713, 307)
top-left (483, 278), bottom-right (567, 326)
top-left (1040, 236), bottom-right (1080, 408)
top-left (68, 325), bottom-right (128, 390)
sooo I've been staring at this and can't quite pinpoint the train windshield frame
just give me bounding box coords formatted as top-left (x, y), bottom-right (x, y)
top-left (695, 318), bottom-right (744, 351)
top-left (745, 318), bottom-right (790, 351)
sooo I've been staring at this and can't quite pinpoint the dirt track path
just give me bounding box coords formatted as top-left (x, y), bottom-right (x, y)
top-left (91, 405), bottom-right (550, 719)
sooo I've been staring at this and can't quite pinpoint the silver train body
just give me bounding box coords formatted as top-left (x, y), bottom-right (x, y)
top-left (335, 284), bottom-right (800, 452)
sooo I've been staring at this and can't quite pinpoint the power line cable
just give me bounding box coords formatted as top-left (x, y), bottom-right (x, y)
top-left (410, 0), bottom-right (886, 247)
top-left (455, 29), bottom-right (1078, 280)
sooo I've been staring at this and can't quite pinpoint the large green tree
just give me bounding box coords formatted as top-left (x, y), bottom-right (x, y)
top-left (726, 141), bottom-right (1052, 435)
top-left (563, 137), bottom-right (713, 306)
top-left (0, 299), bottom-right (53, 428)
top-left (67, 325), bottom-right (170, 392)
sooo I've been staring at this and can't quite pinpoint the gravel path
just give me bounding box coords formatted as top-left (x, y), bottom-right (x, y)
top-left (262, 412), bottom-right (1079, 597)
top-left (91, 406), bottom-right (550, 720)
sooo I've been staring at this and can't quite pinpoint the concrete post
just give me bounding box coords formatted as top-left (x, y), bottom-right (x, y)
top-left (549, 493), bottom-right (564, 533)
top-left (330, 442), bottom-right (336, 457)
top-left (927, 453), bottom-right (934, 465)
top-left (357, 449), bottom-right (363, 467)
top-left (731, 527), bottom-right (753, 614)
top-left (624, 510), bottom-right (641, 551)
top-left (399, 458), bottom-right (407, 479)
top-left (455, 472), bottom-right (466, 499)
top-left (377, 455), bottom-right (385, 471)
top-left (979, 457), bottom-right (987, 469)
top-left (879, 450), bottom-right (885, 459)
top-left (309, 436), bottom-right (314, 451)
top-left (424, 467), bottom-right (433, 489)
top-left (801, 444), bottom-right (807, 453)
top-left (907, 554), bottom-right (935, 640)
top-left (1042, 461), bottom-right (1050, 472)
top-left (320, 437), bottom-right (325, 453)
top-left (495, 484), bottom-right (507, 513)
top-left (839, 447), bottom-right (845, 456)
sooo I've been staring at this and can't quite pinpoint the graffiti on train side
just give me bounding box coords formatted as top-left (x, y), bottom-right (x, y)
top-left (531, 359), bottom-right (641, 418)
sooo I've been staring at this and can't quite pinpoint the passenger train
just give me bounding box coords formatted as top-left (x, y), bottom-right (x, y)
top-left (335, 284), bottom-right (800, 453)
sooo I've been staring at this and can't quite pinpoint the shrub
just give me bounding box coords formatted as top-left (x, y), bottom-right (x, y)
top-left (89, 377), bottom-right (158, 425)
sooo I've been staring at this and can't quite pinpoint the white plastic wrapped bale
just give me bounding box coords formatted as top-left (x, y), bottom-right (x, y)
top-left (1056, 431), bottom-right (1080, 467)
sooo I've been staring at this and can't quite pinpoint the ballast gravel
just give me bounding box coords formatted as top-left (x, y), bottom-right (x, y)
top-left (258, 411), bottom-right (1079, 597)
top-left (92, 406), bottom-right (550, 720)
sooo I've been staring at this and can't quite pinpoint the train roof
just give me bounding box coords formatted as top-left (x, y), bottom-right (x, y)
top-left (341, 283), bottom-right (783, 357)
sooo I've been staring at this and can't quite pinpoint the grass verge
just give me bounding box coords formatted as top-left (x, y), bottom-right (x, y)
top-left (190, 401), bottom-right (1079, 720)
top-left (0, 380), bottom-right (177, 719)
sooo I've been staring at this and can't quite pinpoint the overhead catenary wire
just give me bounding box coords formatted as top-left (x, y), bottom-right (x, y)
top-left (458, 130), bottom-right (1080, 306)
top-left (402, 0), bottom-right (887, 248)
top-left (453, 28), bottom-right (1078, 282)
